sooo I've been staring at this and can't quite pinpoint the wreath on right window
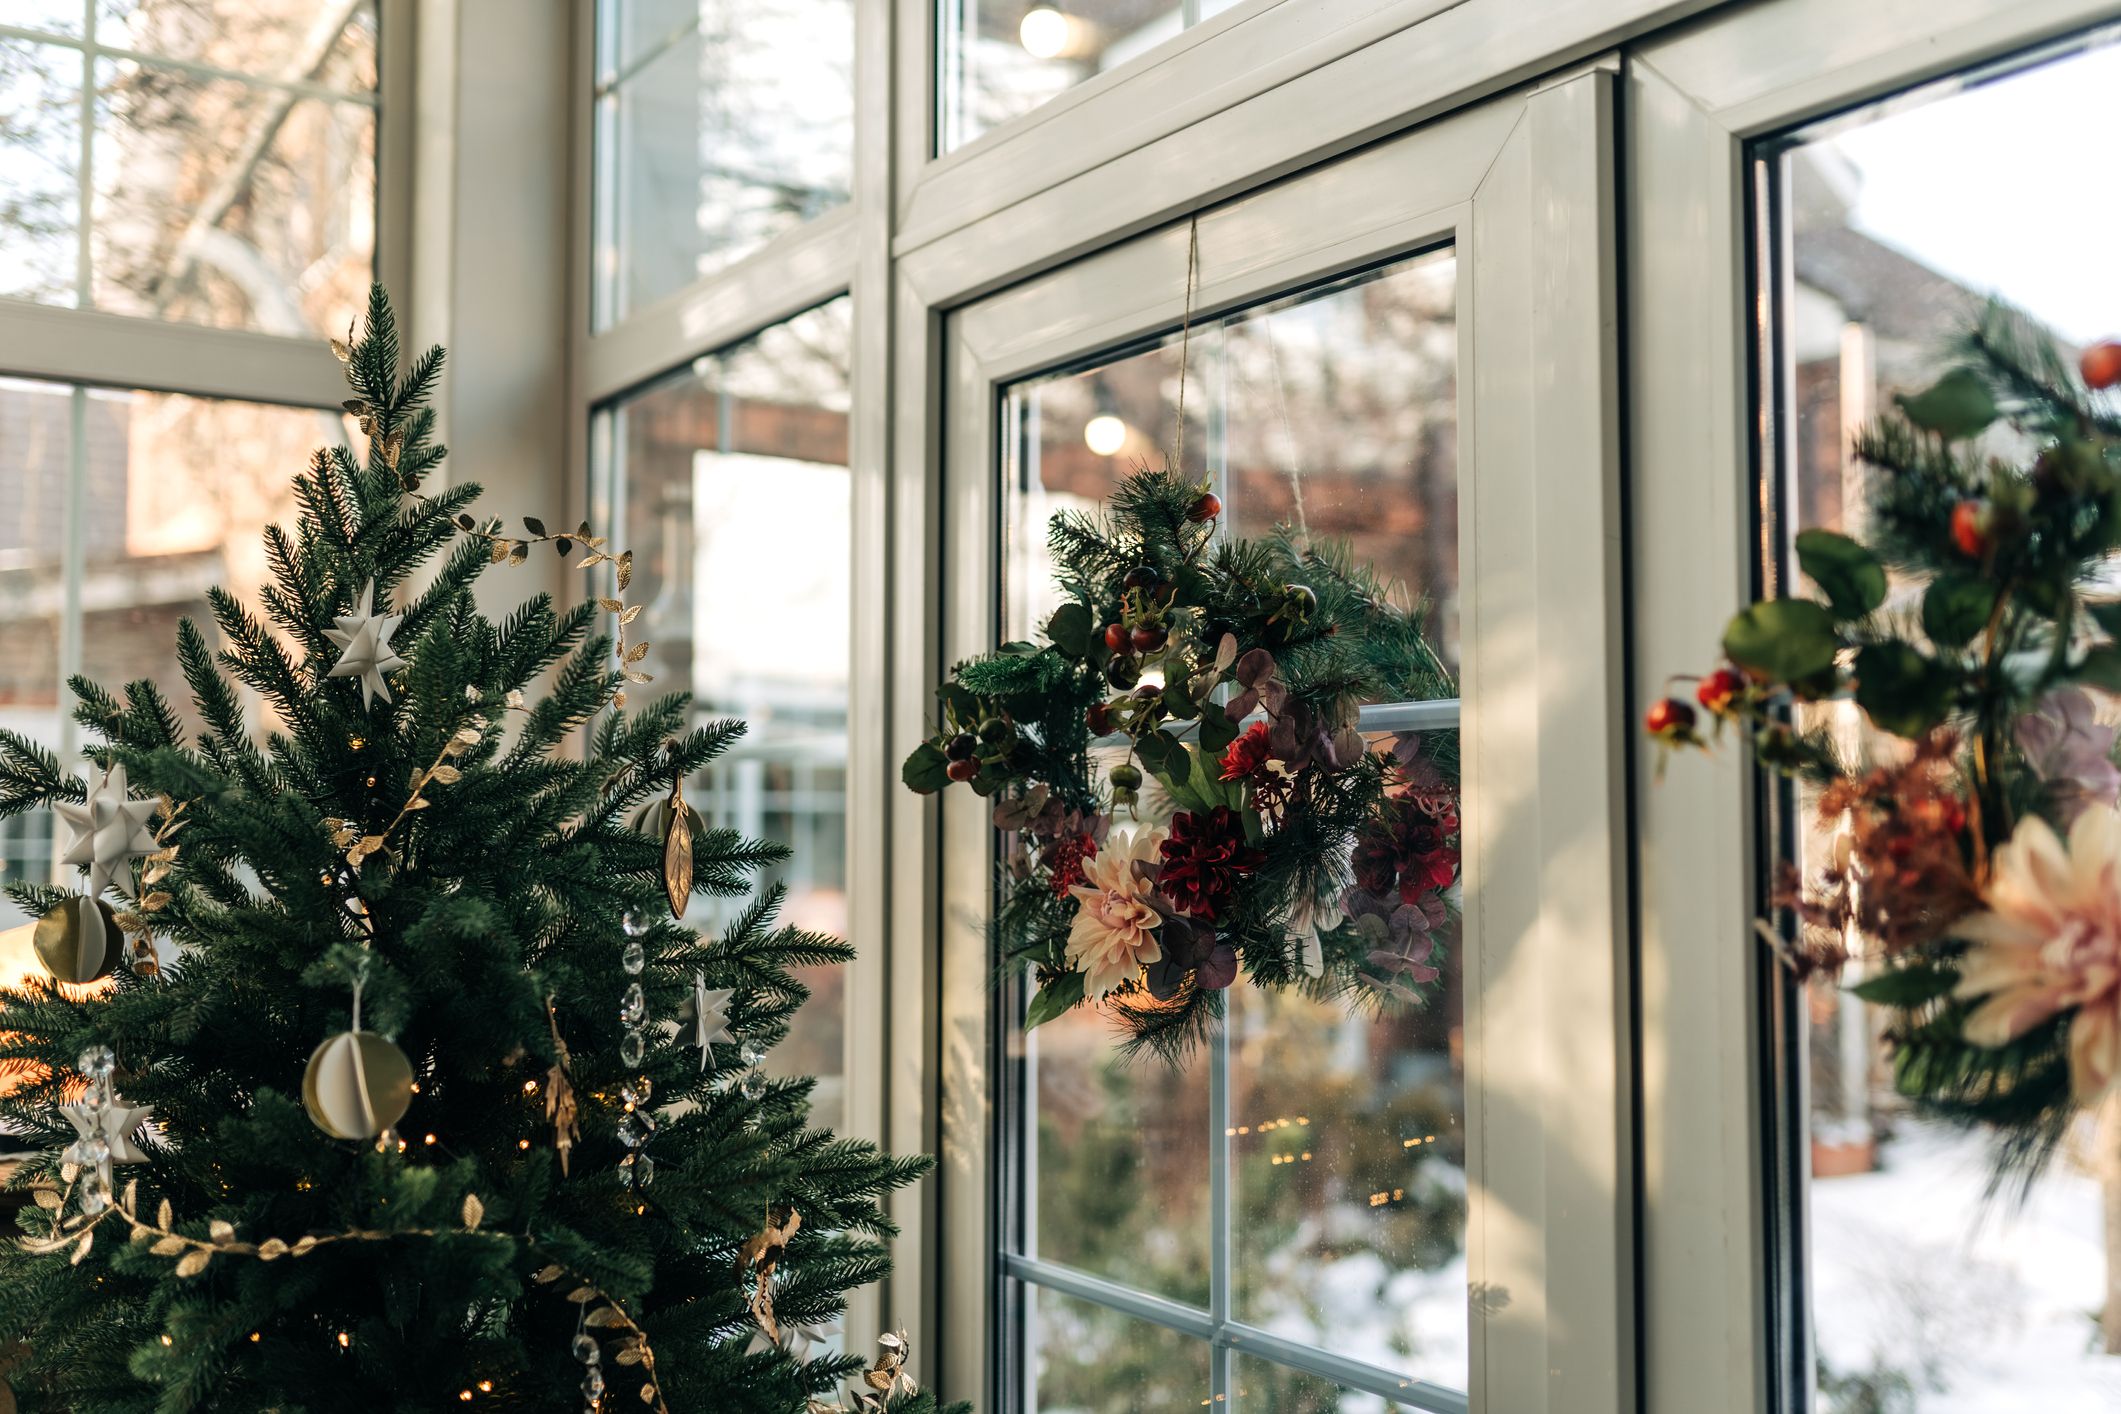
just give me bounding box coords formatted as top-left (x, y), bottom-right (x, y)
top-left (903, 468), bottom-right (1459, 1060)
top-left (1649, 301), bottom-right (2121, 1180)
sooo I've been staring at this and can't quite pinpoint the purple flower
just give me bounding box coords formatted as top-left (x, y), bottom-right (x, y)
top-left (2017, 687), bottom-right (2121, 825)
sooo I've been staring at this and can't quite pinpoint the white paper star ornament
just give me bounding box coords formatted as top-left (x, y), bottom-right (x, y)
top-left (677, 971), bottom-right (736, 1071)
top-left (748, 1317), bottom-right (840, 1360)
top-left (324, 578), bottom-right (408, 708)
top-left (53, 764), bottom-right (159, 897)
top-left (61, 1095), bottom-right (154, 1164)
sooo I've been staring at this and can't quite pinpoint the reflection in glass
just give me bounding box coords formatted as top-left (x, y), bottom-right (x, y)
top-left (1231, 901), bottom-right (1466, 1384)
top-left (598, 299), bottom-right (852, 1129)
top-left (0, 38), bottom-right (82, 307)
top-left (0, 8), bottom-right (377, 335)
top-left (943, 0), bottom-right (1230, 152)
top-left (1027, 1001), bottom-right (1211, 1302)
top-left (1773, 41), bottom-right (2121, 1412)
top-left (1002, 248), bottom-right (1464, 1400)
top-left (0, 378), bottom-right (351, 928)
top-left (78, 388), bottom-right (348, 741)
top-left (92, 55), bottom-right (376, 337)
top-left (1004, 249), bottom-right (1458, 676)
top-left (594, 0), bottom-right (854, 327)
top-left (1232, 1354), bottom-right (1431, 1413)
top-left (1023, 1282), bottom-right (1211, 1412)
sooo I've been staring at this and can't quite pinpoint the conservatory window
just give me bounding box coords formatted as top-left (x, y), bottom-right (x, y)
top-left (590, 298), bottom-right (855, 1132)
top-left (1757, 36), bottom-right (2121, 1408)
top-left (997, 249), bottom-right (1466, 1412)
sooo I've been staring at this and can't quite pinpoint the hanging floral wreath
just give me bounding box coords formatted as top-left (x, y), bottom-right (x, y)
top-left (902, 469), bottom-right (1459, 1059)
top-left (1650, 301), bottom-right (2121, 1180)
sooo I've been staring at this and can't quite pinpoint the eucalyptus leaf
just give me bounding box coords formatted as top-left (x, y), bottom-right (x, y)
top-left (1046, 602), bottom-right (1092, 657)
top-left (1921, 574), bottom-right (1996, 649)
top-left (1795, 529), bottom-right (1886, 620)
top-left (1849, 962), bottom-right (1960, 1010)
top-left (1023, 972), bottom-right (1087, 1030)
top-left (1721, 599), bottom-right (1840, 683)
top-left (901, 743), bottom-right (951, 794)
top-left (1853, 640), bottom-right (1952, 738)
top-left (1198, 703), bottom-right (1240, 753)
top-left (1893, 368), bottom-right (1997, 441)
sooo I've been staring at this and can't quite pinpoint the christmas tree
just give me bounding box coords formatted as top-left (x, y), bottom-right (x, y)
top-left (0, 289), bottom-right (951, 1414)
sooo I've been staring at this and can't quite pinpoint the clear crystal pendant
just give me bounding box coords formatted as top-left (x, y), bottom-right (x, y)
top-left (621, 940), bottom-right (645, 975)
top-left (618, 1029), bottom-right (645, 1068)
top-left (738, 1067), bottom-right (767, 1101)
top-left (618, 983), bottom-right (645, 1026)
top-left (571, 1333), bottom-right (599, 1364)
top-left (738, 1040), bottom-right (765, 1070)
top-left (77, 1045), bottom-right (116, 1081)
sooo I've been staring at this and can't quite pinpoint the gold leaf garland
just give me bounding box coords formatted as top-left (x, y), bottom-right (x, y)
top-left (453, 515), bottom-right (651, 710)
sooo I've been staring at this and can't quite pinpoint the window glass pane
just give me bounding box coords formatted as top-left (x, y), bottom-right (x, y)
top-left (98, 1), bottom-right (379, 88)
top-left (78, 388), bottom-right (350, 742)
top-left (593, 0), bottom-right (853, 328)
top-left (943, 0), bottom-right (1186, 153)
top-left (1002, 248), bottom-right (1463, 1400)
top-left (91, 55), bottom-right (376, 337)
top-left (1025, 1001), bottom-right (1212, 1301)
top-left (0, 37), bottom-right (84, 307)
top-left (0, 377), bottom-right (71, 929)
top-left (9, 4), bottom-right (83, 38)
top-left (1230, 868), bottom-right (1466, 1385)
top-left (1232, 1354), bottom-right (1433, 1412)
top-left (1020, 1282), bottom-right (1212, 1412)
top-left (1772, 41), bottom-right (2121, 1411)
top-left (599, 299), bottom-right (852, 1130)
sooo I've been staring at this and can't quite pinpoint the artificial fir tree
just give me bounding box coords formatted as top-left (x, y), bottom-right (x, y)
top-left (0, 289), bottom-right (949, 1414)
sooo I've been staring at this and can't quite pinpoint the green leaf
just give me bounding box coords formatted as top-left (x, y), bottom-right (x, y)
top-left (1893, 368), bottom-right (1997, 441)
top-left (1921, 573), bottom-right (1996, 648)
top-left (998, 640), bottom-right (1040, 658)
top-left (1197, 703), bottom-right (1239, 753)
top-left (901, 742), bottom-right (951, 794)
top-left (1721, 599), bottom-right (1840, 683)
top-left (1849, 962), bottom-right (1960, 1010)
top-left (1135, 729), bottom-right (1181, 777)
top-left (1024, 972), bottom-right (1086, 1030)
top-left (1853, 640), bottom-right (1952, 738)
top-left (940, 683), bottom-right (979, 723)
top-left (1162, 678), bottom-right (1199, 720)
top-left (1046, 603), bottom-right (1092, 657)
top-left (1794, 529), bottom-right (1886, 620)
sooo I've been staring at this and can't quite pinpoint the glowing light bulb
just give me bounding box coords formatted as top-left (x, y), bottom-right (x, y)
top-left (1083, 414), bottom-right (1127, 456)
top-left (1019, 7), bottom-right (1069, 58)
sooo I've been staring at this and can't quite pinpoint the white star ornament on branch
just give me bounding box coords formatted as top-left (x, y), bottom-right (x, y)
top-left (324, 578), bottom-right (408, 708)
top-left (53, 764), bottom-right (159, 897)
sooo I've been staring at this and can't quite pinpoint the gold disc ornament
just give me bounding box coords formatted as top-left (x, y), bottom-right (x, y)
top-left (303, 1014), bottom-right (415, 1141)
top-left (27, 896), bottom-right (122, 985)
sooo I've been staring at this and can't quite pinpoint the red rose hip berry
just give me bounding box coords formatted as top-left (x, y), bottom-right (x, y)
top-left (1103, 623), bottom-right (1131, 653)
top-left (1950, 498), bottom-right (1993, 558)
top-left (1696, 667), bottom-right (1743, 715)
top-left (1187, 492), bottom-right (1222, 523)
top-left (1131, 625), bottom-right (1167, 652)
top-left (946, 757), bottom-right (979, 783)
top-left (1644, 697), bottom-right (1696, 739)
top-left (2081, 341), bottom-right (2121, 391)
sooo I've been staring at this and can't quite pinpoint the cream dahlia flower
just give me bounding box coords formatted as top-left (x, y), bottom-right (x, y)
top-left (1954, 803), bottom-right (2121, 1101)
top-left (1065, 826), bottom-right (1168, 1000)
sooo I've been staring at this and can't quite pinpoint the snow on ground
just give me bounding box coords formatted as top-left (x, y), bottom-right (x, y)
top-left (1810, 1119), bottom-right (2121, 1411)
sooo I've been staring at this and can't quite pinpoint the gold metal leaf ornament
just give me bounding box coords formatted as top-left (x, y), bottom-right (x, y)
top-left (661, 775), bottom-right (693, 919)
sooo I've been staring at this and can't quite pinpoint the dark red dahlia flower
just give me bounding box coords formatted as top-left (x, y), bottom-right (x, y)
top-left (1157, 807), bottom-right (1265, 920)
top-left (1219, 721), bottom-right (1274, 781)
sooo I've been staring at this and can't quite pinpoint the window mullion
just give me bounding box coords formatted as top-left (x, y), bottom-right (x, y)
top-left (1208, 1020), bottom-right (1232, 1407)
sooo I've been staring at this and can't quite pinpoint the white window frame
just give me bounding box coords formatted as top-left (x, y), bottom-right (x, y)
top-left (911, 71), bottom-right (1631, 1411)
top-left (1627, 1), bottom-right (2121, 1410)
top-left (0, 0), bottom-right (408, 776)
